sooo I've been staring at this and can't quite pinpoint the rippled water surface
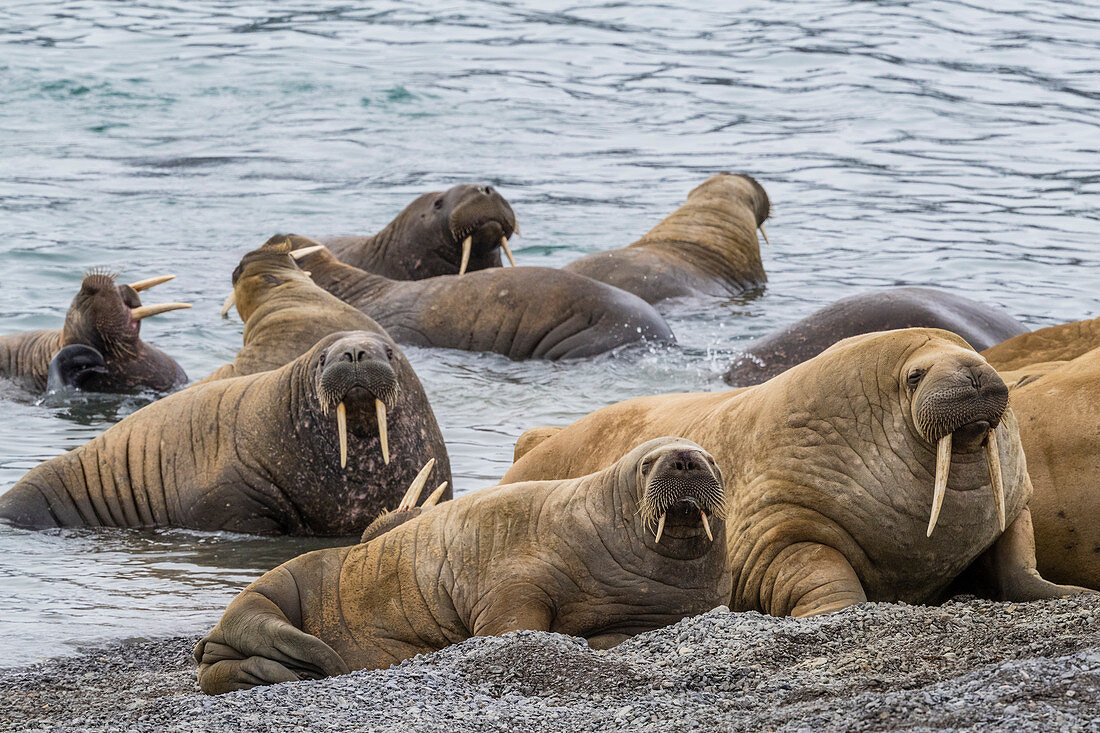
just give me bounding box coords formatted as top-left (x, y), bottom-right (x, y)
top-left (1, 1), bottom-right (1098, 666)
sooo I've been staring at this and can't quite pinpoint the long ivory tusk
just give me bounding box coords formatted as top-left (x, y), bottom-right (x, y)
top-left (759, 225), bottom-right (770, 245)
top-left (985, 427), bottom-right (1006, 532)
top-left (376, 399), bottom-right (390, 465)
top-left (423, 482), bottom-right (448, 507)
top-left (700, 511), bottom-right (713, 541)
top-left (458, 236), bottom-right (472, 276)
top-left (500, 236), bottom-right (516, 267)
top-left (289, 245), bottom-right (325, 260)
top-left (397, 466), bottom-right (429, 510)
top-left (404, 459), bottom-right (436, 508)
top-left (512, 222), bottom-right (521, 237)
top-left (337, 402), bottom-right (347, 469)
top-left (128, 274), bottom-right (175, 292)
top-left (654, 514), bottom-right (666, 544)
top-left (927, 433), bottom-right (952, 537)
top-left (219, 292), bottom-right (236, 318)
top-left (130, 302), bottom-right (192, 320)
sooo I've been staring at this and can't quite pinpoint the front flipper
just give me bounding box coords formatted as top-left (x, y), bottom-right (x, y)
top-left (762, 542), bottom-right (868, 618)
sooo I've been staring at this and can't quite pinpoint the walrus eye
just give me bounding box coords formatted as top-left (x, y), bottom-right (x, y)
top-left (432, 197), bottom-right (443, 210)
top-left (384, 345), bottom-right (394, 360)
top-left (906, 369), bottom-right (925, 391)
top-left (262, 274), bottom-right (281, 286)
top-left (640, 455), bottom-right (657, 475)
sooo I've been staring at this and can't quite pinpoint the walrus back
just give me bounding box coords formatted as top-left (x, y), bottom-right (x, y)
top-left (0, 329), bottom-right (64, 391)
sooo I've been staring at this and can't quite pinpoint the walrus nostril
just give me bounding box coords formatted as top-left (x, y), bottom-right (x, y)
top-left (480, 185), bottom-right (493, 196)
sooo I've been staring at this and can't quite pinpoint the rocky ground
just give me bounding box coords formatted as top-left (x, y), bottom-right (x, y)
top-left (3, 596), bottom-right (1098, 733)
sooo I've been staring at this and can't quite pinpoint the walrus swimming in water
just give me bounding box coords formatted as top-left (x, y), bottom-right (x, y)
top-left (194, 437), bottom-right (730, 694)
top-left (562, 173), bottom-right (770, 304)
top-left (0, 331), bottom-right (451, 534)
top-left (324, 184), bottom-right (518, 279)
top-left (0, 270), bottom-right (189, 393)
top-left (503, 329), bottom-right (1089, 616)
top-left (981, 315), bottom-right (1100, 372)
top-left (722, 287), bottom-right (1027, 387)
top-left (285, 237), bottom-right (676, 360)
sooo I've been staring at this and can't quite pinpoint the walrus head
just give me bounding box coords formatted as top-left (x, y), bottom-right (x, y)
top-left (61, 269), bottom-right (191, 358)
top-left (632, 437), bottom-right (727, 556)
top-left (698, 173), bottom-right (771, 241)
top-left (46, 344), bottom-right (108, 393)
top-left (314, 333), bottom-right (402, 468)
top-left (901, 338), bottom-right (1011, 537)
top-left (221, 235), bottom-right (323, 320)
top-left (402, 184), bottom-right (518, 276)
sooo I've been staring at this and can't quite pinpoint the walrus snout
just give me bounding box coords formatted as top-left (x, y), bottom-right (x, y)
top-left (639, 443), bottom-right (726, 545)
top-left (447, 184), bottom-right (518, 273)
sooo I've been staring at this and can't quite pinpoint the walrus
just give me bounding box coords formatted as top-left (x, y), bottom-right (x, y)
top-left (194, 437), bottom-right (731, 694)
top-left (285, 237), bottom-right (676, 360)
top-left (503, 329), bottom-right (1088, 616)
top-left (994, 346), bottom-right (1100, 589)
top-left (0, 331), bottom-right (451, 534)
top-left (981, 315), bottom-right (1100, 372)
top-left (562, 173), bottom-right (770, 304)
top-left (0, 270), bottom-right (190, 393)
top-left (324, 184), bottom-right (518, 279)
top-left (723, 287), bottom-right (1027, 387)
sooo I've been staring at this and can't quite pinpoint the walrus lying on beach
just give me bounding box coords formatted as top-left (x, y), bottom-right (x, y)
top-left (0, 270), bottom-right (189, 394)
top-left (0, 331), bottom-right (451, 534)
top-left (324, 184), bottom-right (518, 279)
top-left (981, 315), bottom-right (1100, 372)
top-left (288, 237), bottom-right (675, 360)
top-left (995, 347), bottom-right (1100, 590)
top-left (194, 437), bottom-right (731, 694)
top-left (722, 287), bottom-right (1027, 387)
top-left (562, 173), bottom-right (770, 304)
top-left (504, 329), bottom-right (1088, 616)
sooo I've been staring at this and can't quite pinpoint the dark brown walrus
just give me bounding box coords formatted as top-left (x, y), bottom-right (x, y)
top-left (194, 437), bottom-right (731, 694)
top-left (287, 237), bottom-right (676, 360)
top-left (0, 331), bottom-right (451, 535)
top-left (324, 184), bottom-right (518, 279)
top-left (0, 270), bottom-right (190, 393)
top-left (504, 329), bottom-right (1090, 617)
top-left (562, 173), bottom-right (770, 304)
top-left (722, 287), bottom-right (1027, 387)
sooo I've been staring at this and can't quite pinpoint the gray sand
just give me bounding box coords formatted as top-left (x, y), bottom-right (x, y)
top-left (3, 596), bottom-right (1098, 732)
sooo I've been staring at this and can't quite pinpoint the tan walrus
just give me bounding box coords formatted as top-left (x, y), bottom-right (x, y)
top-left (324, 184), bottom-right (518, 279)
top-left (194, 437), bottom-right (730, 694)
top-left (562, 173), bottom-right (770, 304)
top-left (503, 329), bottom-right (1089, 616)
top-left (0, 331), bottom-right (451, 534)
top-left (981, 315), bottom-right (1100, 372)
top-left (0, 269), bottom-right (189, 393)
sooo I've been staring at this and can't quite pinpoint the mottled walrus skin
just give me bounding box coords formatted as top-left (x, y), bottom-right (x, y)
top-left (723, 287), bottom-right (1027, 387)
top-left (981, 316), bottom-right (1100, 372)
top-left (995, 347), bottom-right (1100, 589)
top-left (0, 332), bottom-right (451, 534)
top-left (324, 184), bottom-right (517, 279)
top-left (203, 237), bottom-right (413, 383)
top-left (194, 437), bottom-right (730, 694)
top-left (563, 174), bottom-right (769, 304)
top-left (504, 329), bottom-right (1088, 617)
top-left (0, 270), bottom-right (188, 393)
top-left (289, 237), bottom-right (676, 360)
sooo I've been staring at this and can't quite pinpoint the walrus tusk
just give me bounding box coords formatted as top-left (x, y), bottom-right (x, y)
top-left (424, 481), bottom-right (447, 507)
top-left (500, 236), bottom-right (516, 267)
top-left (397, 465), bottom-right (432, 510)
top-left (337, 402), bottom-right (348, 469)
top-left (654, 514), bottom-right (666, 544)
top-left (985, 427), bottom-right (1006, 532)
top-left (759, 225), bottom-right (770, 245)
top-left (700, 511), bottom-right (713, 541)
top-left (128, 274), bottom-right (175, 291)
top-left (130, 302), bottom-right (192, 320)
top-left (219, 292), bottom-right (236, 318)
top-left (926, 433), bottom-right (952, 537)
top-left (458, 236), bottom-right (472, 276)
top-left (404, 458), bottom-right (436, 508)
top-left (513, 222), bottom-right (521, 237)
top-left (376, 399), bottom-right (390, 465)
top-left (288, 245), bottom-right (325, 260)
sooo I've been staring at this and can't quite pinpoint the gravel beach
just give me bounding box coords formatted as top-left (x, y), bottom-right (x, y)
top-left (3, 595), bottom-right (1098, 732)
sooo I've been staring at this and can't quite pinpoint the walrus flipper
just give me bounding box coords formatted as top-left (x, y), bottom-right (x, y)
top-left (766, 542), bottom-right (868, 618)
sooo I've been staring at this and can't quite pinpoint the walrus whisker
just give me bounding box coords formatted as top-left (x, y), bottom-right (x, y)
top-left (128, 274), bottom-right (175, 292)
top-left (700, 511), bottom-right (713, 541)
top-left (500, 236), bottom-right (516, 267)
top-left (337, 402), bottom-right (348, 469)
top-left (423, 481), bottom-right (447, 507)
top-left (985, 427), bottom-right (1006, 532)
top-left (219, 292), bottom-right (236, 318)
top-left (376, 398), bottom-right (390, 465)
top-left (512, 222), bottom-right (521, 237)
top-left (130, 302), bottom-right (192, 320)
top-left (759, 224), bottom-right (769, 245)
top-left (458, 236), bottom-right (472, 276)
top-left (927, 433), bottom-right (952, 537)
top-left (654, 513), bottom-right (666, 544)
top-left (288, 245), bottom-right (325, 260)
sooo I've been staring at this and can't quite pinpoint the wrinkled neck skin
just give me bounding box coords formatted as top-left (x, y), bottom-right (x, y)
top-left (0, 330), bottom-right (65, 390)
top-left (631, 180), bottom-right (766, 292)
top-left (300, 250), bottom-right (397, 307)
